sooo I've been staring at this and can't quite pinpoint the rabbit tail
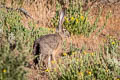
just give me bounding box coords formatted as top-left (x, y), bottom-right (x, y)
top-left (33, 42), bottom-right (40, 55)
top-left (33, 42), bottom-right (40, 65)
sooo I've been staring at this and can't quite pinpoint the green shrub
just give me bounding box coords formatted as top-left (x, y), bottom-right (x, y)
top-left (0, 8), bottom-right (27, 80)
top-left (0, 7), bottom-right (53, 80)
top-left (50, 38), bottom-right (120, 80)
top-left (0, 39), bottom-right (27, 80)
top-left (51, 1), bottom-right (110, 36)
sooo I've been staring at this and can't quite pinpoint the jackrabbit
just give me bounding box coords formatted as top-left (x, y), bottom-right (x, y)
top-left (33, 7), bottom-right (70, 69)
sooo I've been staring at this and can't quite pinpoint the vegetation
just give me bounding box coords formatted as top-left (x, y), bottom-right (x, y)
top-left (50, 36), bottom-right (120, 80)
top-left (0, 0), bottom-right (120, 80)
top-left (52, 1), bottom-right (111, 36)
top-left (0, 8), bottom-right (53, 80)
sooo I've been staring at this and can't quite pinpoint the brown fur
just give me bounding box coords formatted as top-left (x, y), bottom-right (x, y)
top-left (33, 7), bottom-right (70, 68)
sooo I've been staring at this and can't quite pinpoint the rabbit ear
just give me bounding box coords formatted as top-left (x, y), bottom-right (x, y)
top-left (57, 8), bottom-right (65, 32)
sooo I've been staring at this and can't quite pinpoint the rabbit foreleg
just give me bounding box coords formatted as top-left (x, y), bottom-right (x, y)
top-left (48, 54), bottom-right (51, 69)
